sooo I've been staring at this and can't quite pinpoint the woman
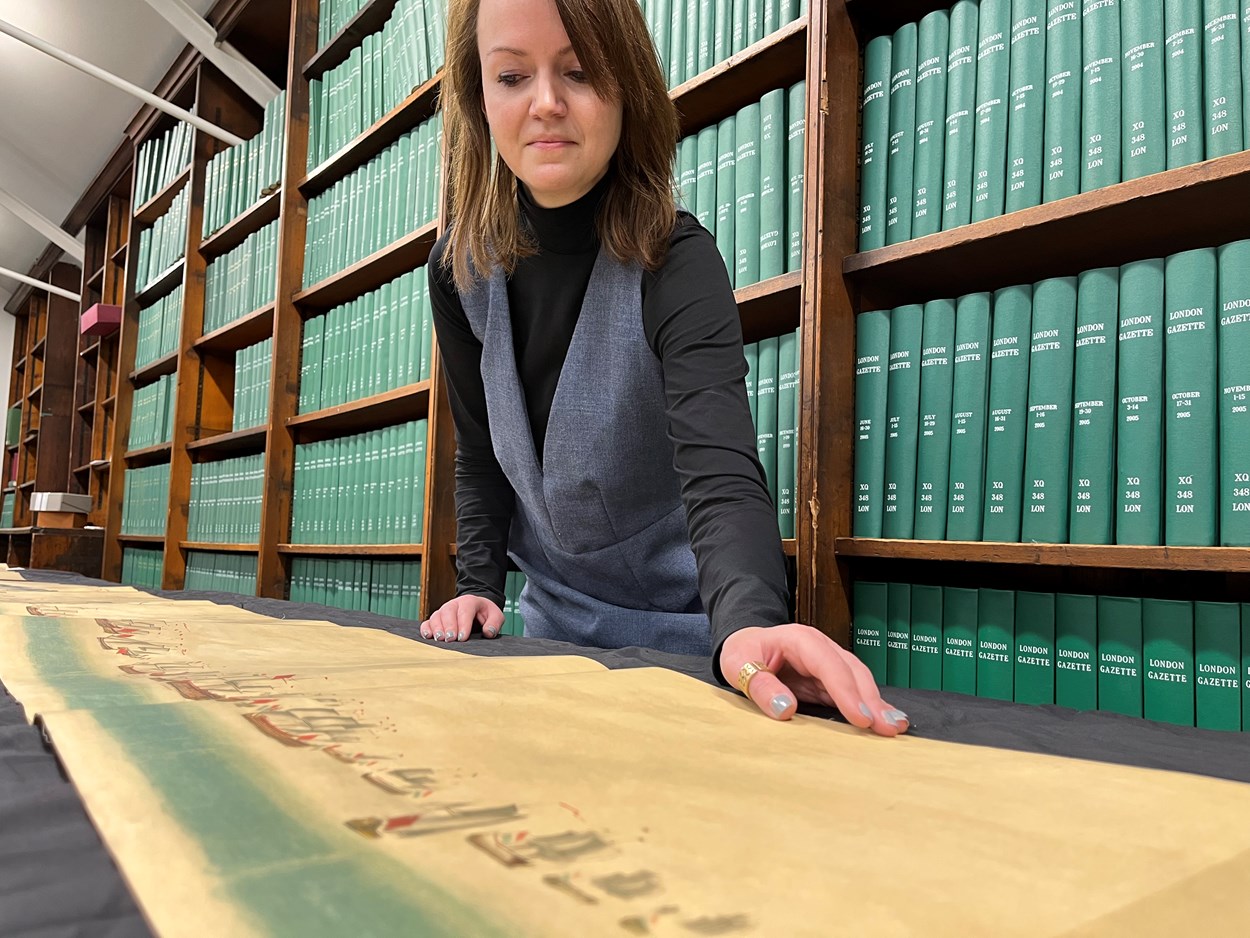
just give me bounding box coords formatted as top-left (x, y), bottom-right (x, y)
top-left (421, 0), bottom-right (909, 736)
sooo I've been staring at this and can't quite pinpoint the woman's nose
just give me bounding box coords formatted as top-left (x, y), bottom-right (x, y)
top-left (529, 73), bottom-right (567, 119)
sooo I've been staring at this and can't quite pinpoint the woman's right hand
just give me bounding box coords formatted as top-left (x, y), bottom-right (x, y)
top-left (419, 595), bottom-right (505, 642)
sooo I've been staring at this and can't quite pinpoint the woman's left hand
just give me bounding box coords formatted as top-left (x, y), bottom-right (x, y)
top-left (720, 625), bottom-right (910, 736)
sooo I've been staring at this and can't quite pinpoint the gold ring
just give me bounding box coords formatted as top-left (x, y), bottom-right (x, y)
top-left (737, 660), bottom-right (771, 699)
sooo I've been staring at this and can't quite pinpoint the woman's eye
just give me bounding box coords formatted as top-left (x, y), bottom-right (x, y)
top-left (567, 70), bottom-right (587, 83)
top-left (498, 74), bottom-right (523, 87)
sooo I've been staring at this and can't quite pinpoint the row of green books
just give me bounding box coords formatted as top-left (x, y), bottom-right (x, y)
top-left (5, 405), bottom-right (20, 448)
top-left (134, 120), bottom-right (192, 209)
top-left (859, 0), bottom-right (1250, 251)
top-left (121, 464), bottom-right (171, 537)
top-left (128, 373), bottom-right (175, 452)
top-left (298, 266), bottom-right (433, 414)
top-left (855, 238), bottom-right (1250, 547)
top-left (204, 222), bottom-right (279, 336)
top-left (290, 419), bottom-right (428, 545)
top-left (233, 338), bottom-right (272, 432)
top-left (134, 284), bottom-right (182, 370)
top-left (135, 187), bottom-right (188, 293)
top-left (302, 115), bottom-right (443, 287)
top-left (676, 82), bottom-right (806, 287)
top-left (855, 581), bottom-right (1250, 732)
top-left (745, 329), bottom-right (800, 537)
top-left (289, 557), bottom-right (423, 621)
top-left (202, 91), bottom-right (287, 239)
top-left (187, 454), bottom-right (265, 544)
top-left (641, 0), bottom-right (808, 90)
top-left (0, 489), bottom-right (15, 529)
top-left (121, 546), bottom-right (164, 590)
top-left (499, 570), bottom-right (528, 636)
top-left (308, 0), bottom-right (445, 171)
top-left (184, 550), bottom-right (259, 596)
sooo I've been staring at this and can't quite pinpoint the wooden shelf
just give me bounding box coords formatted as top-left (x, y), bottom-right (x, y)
top-left (737, 271), bottom-right (803, 344)
top-left (293, 221), bottom-right (438, 313)
top-left (181, 541), bottom-right (260, 553)
top-left (123, 442), bottom-right (173, 467)
top-left (300, 71), bottom-right (442, 196)
top-left (29, 337), bottom-right (46, 358)
top-left (22, 430), bottom-right (38, 446)
top-left (304, 0), bottom-right (400, 79)
top-left (86, 266), bottom-right (105, 292)
top-left (672, 17), bottom-right (809, 136)
top-left (134, 257), bottom-right (186, 306)
top-left (782, 538), bottom-right (797, 557)
top-left (194, 303), bottom-right (275, 355)
top-left (131, 349), bottom-right (179, 385)
top-left (843, 0), bottom-right (950, 40)
top-left (186, 425), bottom-right (267, 458)
top-left (5, 444), bottom-right (16, 454)
top-left (26, 383), bottom-right (43, 401)
top-left (133, 165), bottom-right (191, 226)
top-left (73, 462), bottom-right (93, 475)
top-left (111, 242), bottom-right (128, 265)
top-left (845, 150), bottom-right (1250, 311)
top-left (18, 481), bottom-right (34, 490)
top-left (836, 538), bottom-right (1250, 573)
top-left (200, 190), bottom-right (282, 260)
top-left (0, 527), bottom-right (32, 536)
top-left (14, 356), bottom-right (25, 372)
top-left (80, 339), bottom-right (101, 359)
top-left (287, 381), bottom-right (430, 437)
top-left (77, 400), bottom-right (96, 416)
top-left (90, 458), bottom-right (110, 470)
top-left (117, 533), bottom-right (165, 545)
top-left (279, 543), bottom-right (424, 557)
top-left (102, 395), bottom-right (116, 410)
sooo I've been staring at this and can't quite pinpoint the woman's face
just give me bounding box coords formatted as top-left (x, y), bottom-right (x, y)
top-left (477, 0), bottom-right (623, 208)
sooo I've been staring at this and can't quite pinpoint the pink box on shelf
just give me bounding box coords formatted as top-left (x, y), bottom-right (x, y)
top-left (81, 302), bottom-right (122, 336)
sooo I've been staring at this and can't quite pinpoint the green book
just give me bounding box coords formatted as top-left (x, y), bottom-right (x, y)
top-left (1044, 0), bottom-right (1083, 201)
top-left (1005, 0), bottom-right (1047, 212)
top-left (1121, 0), bottom-right (1167, 180)
top-left (1055, 592), bottom-right (1098, 710)
top-left (1081, 0), bottom-right (1122, 191)
top-left (1164, 247), bottom-right (1218, 545)
top-left (853, 581), bottom-right (889, 683)
top-left (759, 88), bottom-right (787, 279)
top-left (697, 0), bottom-right (714, 73)
top-left (886, 582), bottom-right (912, 687)
top-left (912, 10), bottom-right (950, 238)
top-left (715, 116), bottom-right (737, 278)
top-left (946, 293), bottom-right (993, 540)
top-left (1165, 0), bottom-right (1205, 168)
top-left (882, 304), bottom-right (924, 538)
top-left (886, 22), bottom-right (919, 244)
top-left (1116, 258), bottom-right (1166, 544)
top-left (669, 0), bottom-right (686, 86)
top-left (679, 136), bottom-right (698, 212)
top-left (860, 35), bottom-right (892, 250)
top-left (1068, 267), bottom-right (1119, 544)
top-left (695, 125), bottom-right (718, 231)
top-left (1217, 240), bottom-right (1250, 546)
top-left (854, 310), bottom-right (891, 537)
top-left (1143, 598), bottom-right (1195, 726)
top-left (1195, 601), bottom-right (1242, 730)
top-left (1020, 277), bottom-right (1078, 543)
top-left (1243, 0), bottom-right (1250, 134)
top-left (977, 588), bottom-right (1016, 700)
top-left (910, 584), bottom-right (945, 690)
top-left (685, 0), bottom-right (700, 82)
top-left (1015, 590), bottom-right (1056, 705)
top-left (713, 0), bottom-right (731, 63)
top-left (755, 335), bottom-right (780, 505)
top-left (982, 284), bottom-right (1034, 542)
top-left (1204, 0), bottom-right (1245, 157)
top-left (1098, 594), bottom-right (1144, 716)
top-left (776, 328), bottom-right (798, 537)
top-left (943, 586), bottom-right (979, 694)
top-left (744, 340), bottom-right (758, 428)
top-left (943, 1), bottom-right (981, 229)
top-left (971, 0), bottom-right (1012, 221)
top-left (787, 81), bottom-right (806, 271)
top-left (913, 299), bottom-right (957, 539)
top-left (1243, 601), bottom-right (1250, 730)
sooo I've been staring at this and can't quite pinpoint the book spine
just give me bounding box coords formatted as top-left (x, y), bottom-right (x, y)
top-left (759, 88), bottom-right (787, 279)
top-left (1219, 239), bottom-right (1250, 544)
top-left (1195, 601), bottom-right (1242, 730)
top-left (1044, 1), bottom-right (1084, 201)
top-left (853, 581), bottom-right (889, 683)
top-left (910, 584), bottom-right (945, 690)
top-left (886, 582), bottom-right (912, 687)
top-left (695, 125), bottom-right (718, 231)
top-left (776, 328), bottom-right (799, 537)
top-left (945, 293), bottom-right (993, 540)
top-left (942, 1), bottom-right (981, 229)
top-left (982, 284), bottom-right (1034, 542)
top-left (1243, 601), bottom-right (1250, 730)
top-left (1165, 0), bottom-right (1206, 168)
top-left (1082, 0), bottom-right (1123, 192)
top-left (1116, 258), bottom-right (1166, 543)
top-left (1055, 592), bottom-right (1099, 709)
top-left (942, 586), bottom-right (979, 694)
top-left (977, 588), bottom-right (1016, 700)
top-left (886, 23), bottom-right (919, 244)
top-left (715, 116), bottom-right (737, 278)
top-left (1098, 594), bottom-right (1144, 716)
top-left (1020, 276), bottom-right (1078, 543)
top-left (1014, 590), bottom-right (1056, 704)
top-left (1005, 0), bottom-right (1048, 212)
top-left (853, 310), bottom-right (891, 537)
top-left (787, 81), bottom-right (806, 271)
top-left (912, 11), bottom-right (950, 239)
top-left (912, 298), bottom-right (957, 539)
top-left (882, 303), bottom-right (925, 538)
top-left (755, 335), bottom-right (780, 506)
top-left (1204, 0), bottom-right (1245, 157)
top-left (971, 0), bottom-right (1012, 221)
top-left (1068, 267), bottom-right (1119, 544)
top-left (1143, 598), bottom-right (1196, 725)
top-left (1164, 247), bottom-right (1219, 545)
top-left (860, 35), bottom-right (893, 250)
top-left (1121, 0), bottom-right (1168, 180)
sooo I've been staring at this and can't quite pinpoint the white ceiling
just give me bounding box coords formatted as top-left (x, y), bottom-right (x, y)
top-left (0, 0), bottom-right (216, 312)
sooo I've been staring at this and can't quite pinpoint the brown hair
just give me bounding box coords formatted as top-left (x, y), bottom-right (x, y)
top-left (440, 0), bottom-right (679, 292)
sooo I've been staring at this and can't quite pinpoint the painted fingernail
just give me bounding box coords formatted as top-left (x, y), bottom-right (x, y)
top-left (859, 703), bottom-right (873, 720)
top-left (770, 695), bottom-right (793, 717)
top-left (433, 631), bottom-right (443, 640)
top-left (884, 709), bottom-right (908, 726)
top-left (484, 627), bottom-right (497, 638)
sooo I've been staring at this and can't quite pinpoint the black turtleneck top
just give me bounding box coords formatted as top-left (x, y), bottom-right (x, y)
top-left (427, 176), bottom-right (791, 661)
